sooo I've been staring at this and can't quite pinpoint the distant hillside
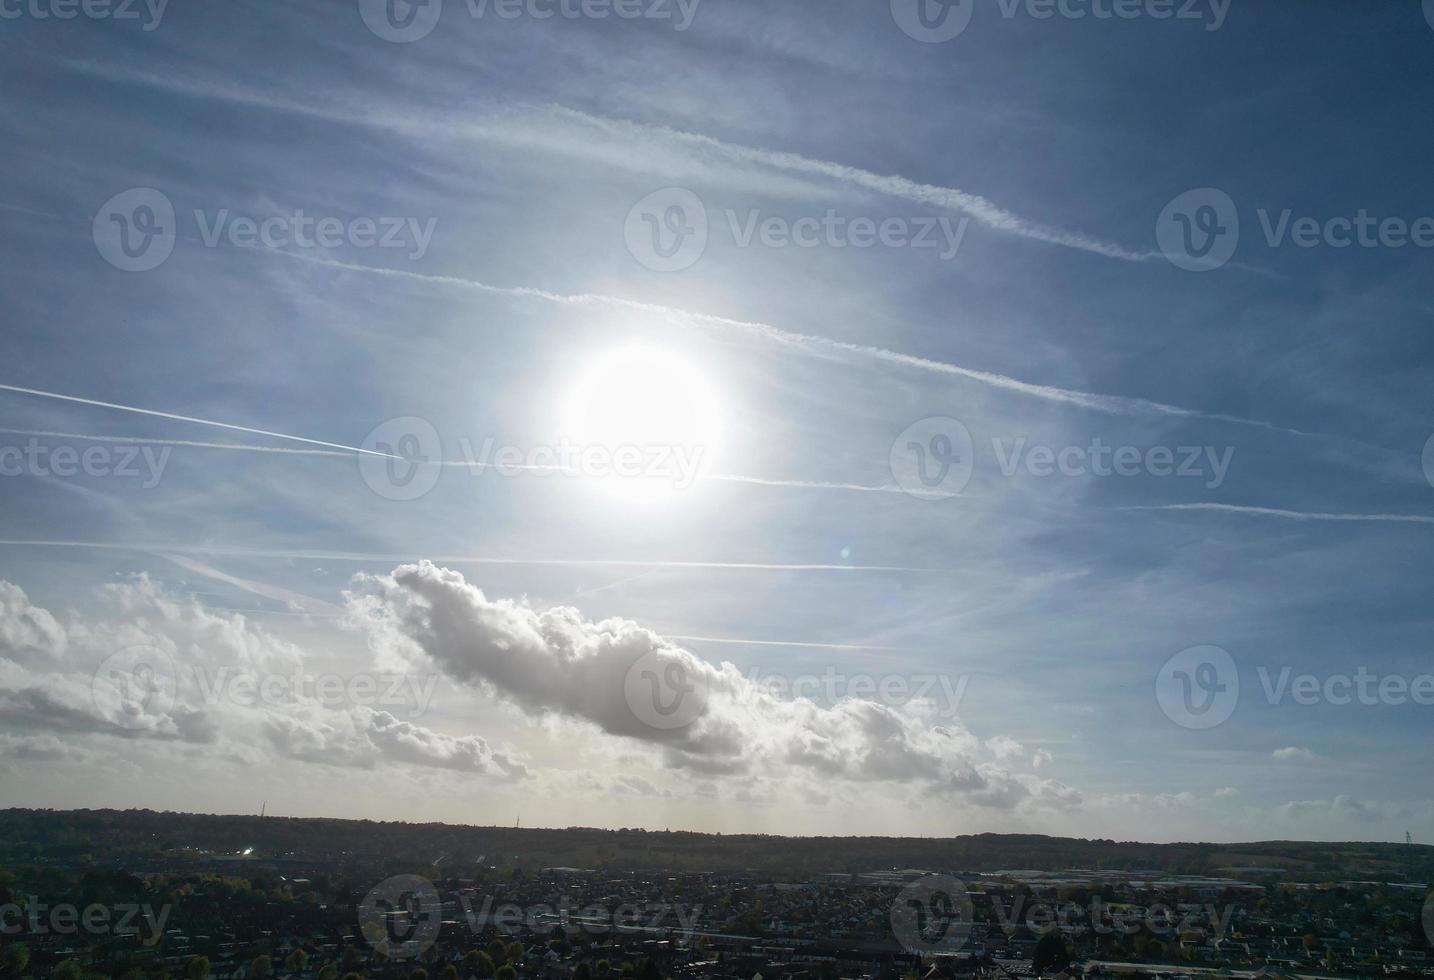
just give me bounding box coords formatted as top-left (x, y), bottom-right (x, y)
top-left (2, 808), bottom-right (1430, 881)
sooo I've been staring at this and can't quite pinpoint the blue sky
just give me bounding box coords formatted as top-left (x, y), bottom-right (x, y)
top-left (0, 0), bottom-right (1432, 841)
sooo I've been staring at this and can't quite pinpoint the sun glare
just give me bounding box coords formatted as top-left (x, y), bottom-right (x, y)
top-left (562, 346), bottom-right (722, 501)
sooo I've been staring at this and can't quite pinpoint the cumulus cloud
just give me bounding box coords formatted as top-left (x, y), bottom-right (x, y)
top-left (986, 735), bottom-right (1024, 761)
top-left (263, 705), bottom-right (525, 777)
top-left (0, 577), bottom-right (521, 779)
top-left (0, 581), bottom-right (66, 664)
top-left (1272, 746), bottom-right (1318, 761)
top-left (347, 561), bottom-right (1082, 811)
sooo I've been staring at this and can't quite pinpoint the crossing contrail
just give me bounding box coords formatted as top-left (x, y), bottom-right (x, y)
top-left (0, 384), bottom-right (400, 459)
top-left (0, 539), bottom-right (947, 573)
top-left (278, 252), bottom-right (1339, 444)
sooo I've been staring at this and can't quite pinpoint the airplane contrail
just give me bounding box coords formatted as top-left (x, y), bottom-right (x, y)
top-left (0, 539), bottom-right (947, 572)
top-left (1116, 502), bottom-right (1434, 525)
top-left (0, 427), bottom-right (923, 496)
top-left (0, 428), bottom-right (353, 456)
top-left (61, 61), bottom-right (1151, 264)
top-left (280, 252), bottom-right (1340, 445)
top-left (0, 385), bottom-right (400, 459)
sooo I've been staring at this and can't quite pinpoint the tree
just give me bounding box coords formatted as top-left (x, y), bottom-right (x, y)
top-left (0, 944), bottom-right (29, 976)
top-left (496, 965), bottom-right (517, 980)
top-left (318, 967), bottom-right (339, 980)
top-left (465, 949), bottom-right (495, 978)
top-left (252, 954), bottom-right (274, 979)
top-left (440, 967), bottom-right (459, 980)
top-left (186, 955), bottom-right (212, 979)
top-left (285, 949), bottom-right (309, 975)
top-left (1033, 930), bottom-right (1070, 975)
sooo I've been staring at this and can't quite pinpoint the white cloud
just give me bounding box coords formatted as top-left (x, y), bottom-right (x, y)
top-left (986, 735), bottom-right (1025, 761)
top-left (347, 561), bottom-right (1083, 811)
top-left (0, 577), bottom-right (521, 779)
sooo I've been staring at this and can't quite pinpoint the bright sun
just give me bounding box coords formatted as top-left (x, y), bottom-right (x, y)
top-left (562, 346), bottom-right (723, 501)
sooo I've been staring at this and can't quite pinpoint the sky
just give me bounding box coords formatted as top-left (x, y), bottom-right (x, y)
top-left (1, 0), bottom-right (1433, 843)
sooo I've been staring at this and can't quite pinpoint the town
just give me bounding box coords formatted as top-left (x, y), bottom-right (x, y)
top-left (1, 812), bottom-right (1430, 980)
